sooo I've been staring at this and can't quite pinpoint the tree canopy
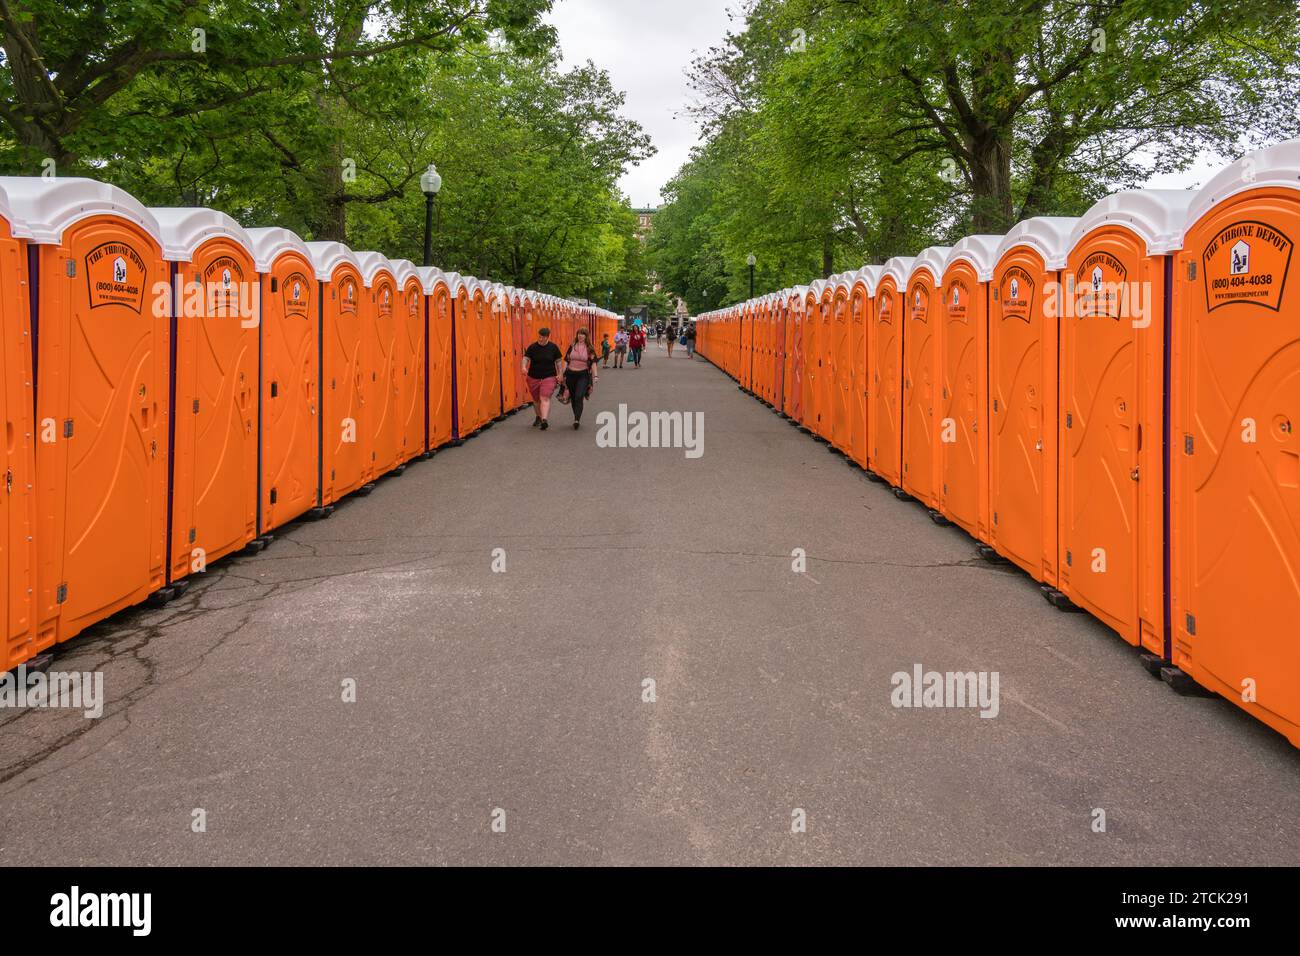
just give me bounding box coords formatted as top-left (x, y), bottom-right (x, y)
top-left (651, 0), bottom-right (1300, 310)
top-left (0, 0), bottom-right (655, 305)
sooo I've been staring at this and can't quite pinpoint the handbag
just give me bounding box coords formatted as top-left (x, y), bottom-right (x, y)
top-left (555, 378), bottom-right (570, 404)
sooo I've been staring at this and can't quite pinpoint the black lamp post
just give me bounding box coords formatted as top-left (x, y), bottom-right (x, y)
top-left (420, 163), bottom-right (442, 267)
top-left (747, 252), bottom-right (756, 299)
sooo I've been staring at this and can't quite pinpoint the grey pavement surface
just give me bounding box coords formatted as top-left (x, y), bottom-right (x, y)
top-left (2, 341), bottom-right (1298, 866)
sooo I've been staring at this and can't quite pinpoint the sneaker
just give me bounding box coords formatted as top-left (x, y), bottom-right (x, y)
top-left (540, 420), bottom-right (549, 431)
top-left (532, 416), bottom-right (541, 427)
top-left (573, 421), bottom-right (580, 430)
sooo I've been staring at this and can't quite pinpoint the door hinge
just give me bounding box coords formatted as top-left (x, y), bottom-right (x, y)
top-left (270, 487), bottom-right (278, 505)
top-left (1186, 261), bottom-right (1197, 281)
top-left (993, 511), bottom-right (998, 525)
top-left (63, 418), bottom-right (74, 438)
top-left (992, 398), bottom-right (999, 412)
top-left (1130, 466), bottom-right (1140, 481)
top-left (192, 399), bottom-right (200, 414)
top-left (1065, 412), bottom-right (1072, 428)
top-left (270, 381), bottom-right (279, 399)
top-left (1066, 550), bottom-right (1073, 566)
top-left (65, 259), bottom-right (77, 277)
top-left (188, 527), bottom-right (196, 543)
top-left (1185, 613), bottom-right (1197, 635)
top-left (56, 582), bottom-right (68, 604)
top-left (1184, 434), bottom-right (1194, 455)
top-left (4, 470), bottom-right (11, 493)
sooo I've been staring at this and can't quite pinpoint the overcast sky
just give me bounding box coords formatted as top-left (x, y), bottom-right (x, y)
top-left (544, 0), bottom-right (1224, 209)
top-left (546, 0), bottom-right (737, 208)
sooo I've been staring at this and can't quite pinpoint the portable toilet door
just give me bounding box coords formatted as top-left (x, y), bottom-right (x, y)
top-left (3, 177), bottom-right (169, 647)
top-left (901, 248), bottom-right (952, 509)
top-left (477, 284), bottom-right (502, 422)
top-left (787, 288), bottom-right (807, 424)
top-left (815, 282), bottom-right (836, 441)
top-left (849, 268), bottom-right (881, 471)
top-left (492, 285), bottom-right (512, 417)
top-left (450, 276), bottom-right (476, 437)
top-left (774, 294), bottom-right (789, 413)
top-left (938, 236), bottom-right (1002, 542)
top-left (516, 294), bottom-right (532, 407)
top-left (419, 268), bottom-right (454, 451)
top-left (826, 279), bottom-right (849, 449)
top-left (801, 285), bottom-right (823, 432)
top-left (1172, 140), bottom-right (1300, 746)
top-left (989, 217), bottom-right (1078, 586)
top-left (1061, 191), bottom-right (1193, 654)
top-left (870, 258), bottom-right (914, 485)
top-left (305, 242), bottom-right (368, 505)
top-left (153, 207), bottom-right (261, 583)
top-left (390, 259), bottom-right (426, 466)
top-left (246, 227), bottom-right (319, 534)
top-left (355, 253), bottom-right (401, 478)
top-left (0, 181), bottom-right (37, 670)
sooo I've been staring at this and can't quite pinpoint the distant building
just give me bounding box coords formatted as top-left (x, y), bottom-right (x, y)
top-left (633, 206), bottom-right (657, 242)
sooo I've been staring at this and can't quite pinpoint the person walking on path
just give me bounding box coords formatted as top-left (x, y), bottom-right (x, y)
top-left (656, 325), bottom-right (665, 348)
top-left (666, 323), bottom-right (677, 358)
top-left (562, 328), bottom-right (599, 429)
top-left (629, 325), bottom-right (646, 368)
top-left (600, 333), bottom-right (612, 368)
top-left (684, 322), bottom-right (696, 358)
top-left (522, 326), bottom-right (563, 431)
top-left (613, 328), bottom-right (629, 368)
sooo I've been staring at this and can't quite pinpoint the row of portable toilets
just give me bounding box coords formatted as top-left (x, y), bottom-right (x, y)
top-left (697, 138), bottom-right (1300, 748)
top-left (0, 177), bottom-right (619, 676)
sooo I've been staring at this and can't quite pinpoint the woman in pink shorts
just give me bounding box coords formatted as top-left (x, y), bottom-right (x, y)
top-left (522, 327), bottom-right (563, 430)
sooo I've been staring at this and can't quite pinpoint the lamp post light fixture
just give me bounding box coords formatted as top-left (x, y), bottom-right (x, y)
top-left (420, 163), bottom-right (443, 267)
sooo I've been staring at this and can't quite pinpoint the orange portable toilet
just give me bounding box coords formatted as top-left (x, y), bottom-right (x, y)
top-left (988, 217), bottom-right (1079, 586)
top-left (389, 259), bottom-right (427, 466)
top-left (847, 267), bottom-right (882, 470)
top-left (449, 274), bottom-right (478, 438)
top-left (497, 287), bottom-right (518, 413)
top-left (477, 283), bottom-right (502, 422)
top-left (801, 284), bottom-right (825, 435)
top-left (740, 301), bottom-right (754, 392)
top-left (0, 181), bottom-right (37, 671)
top-left (5, 177), bottom-right (171, 645)
top-left (420, 267), bottom-right (455, 451)
top-left (1060, 191), bottom-right (1193, 652)
top-left (901, 247), bottom-right (952, 509)
top-left (785, 286), bottom-right (808, 424)
top-left (493, 284), bottom-right (518, 415)
top-left (1171, 140), bottom-right (1300, 745)
top-left (937, 235), bottom-right (1002, 542)
top-left (828, 275), bottom-right (854, 452)
top-left (765, 294), bottom-right (781, 405)
top-left (355, 252), bottom-right (402, 479)
top-left (815, 281), bottom-right (837, 441)
top-left (247, 227), bottom-right (320, 533)
top-left (305, 241), bottom-right (370, 503)
top-left (869, 257), bottom-right (914, 485)
top-left (152, 207), bottom-right (260, 584)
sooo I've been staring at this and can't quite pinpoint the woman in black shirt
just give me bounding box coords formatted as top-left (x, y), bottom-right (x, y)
top-left (522, 327), bottom-right (563, 430)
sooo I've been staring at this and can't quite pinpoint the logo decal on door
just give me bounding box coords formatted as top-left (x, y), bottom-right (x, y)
top-left (284, 271), bottom-right (310, 320)
top-left (86, 241), bottom-right (147, 311)
top-left (999, 266), bottom-right (1036, 322)
top-left (1202, 220), bottom-right (1292, 312)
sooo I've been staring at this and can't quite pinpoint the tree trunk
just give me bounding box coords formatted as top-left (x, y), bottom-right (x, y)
top-left (968, 128), bottom-right (1014, 233)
